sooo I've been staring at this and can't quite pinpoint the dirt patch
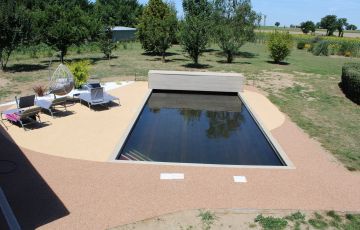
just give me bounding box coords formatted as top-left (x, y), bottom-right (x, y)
top-left (292, 71), bottom-right (318, 77)
top-left (247, 70), bottom-right (318, 103)
top-left (248, 70), bottom-right (300, 95)
top-left (0, 78), bottom-right (10, 88)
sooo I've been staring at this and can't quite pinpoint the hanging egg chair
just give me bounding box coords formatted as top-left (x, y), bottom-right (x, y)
top-left (49, 64), bottom-right (74, 96)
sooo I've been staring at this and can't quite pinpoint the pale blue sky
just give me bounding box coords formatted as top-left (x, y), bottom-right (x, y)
top-left (138, 0), bottom-right (360, 27)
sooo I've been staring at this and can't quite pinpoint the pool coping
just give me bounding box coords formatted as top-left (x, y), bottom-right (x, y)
top-left (109, 89), bottom-right (295, 170)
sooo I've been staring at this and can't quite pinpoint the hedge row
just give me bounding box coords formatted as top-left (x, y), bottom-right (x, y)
top-left (342, 63), bottom-right (360, 104)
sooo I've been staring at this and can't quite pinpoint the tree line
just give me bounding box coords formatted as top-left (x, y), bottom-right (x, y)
top-left (0, 0), bottom-right (143, 71)
top-left (295, 15), bottom-right (357, 36)
top-left (138, 0), bottom-right (261, 64)
top-left (0, 0), bottom-right (262, 71)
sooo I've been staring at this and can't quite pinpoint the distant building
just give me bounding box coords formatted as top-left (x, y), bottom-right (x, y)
top-left (112, 26), bottom-right (137, 42)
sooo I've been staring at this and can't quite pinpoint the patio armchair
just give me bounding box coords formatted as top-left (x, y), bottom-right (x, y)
top-left (79, 87), bottom-right (120, 110)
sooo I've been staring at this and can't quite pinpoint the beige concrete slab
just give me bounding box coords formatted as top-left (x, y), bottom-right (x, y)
top-left (1, 82), bottom-right (360, 230)
top-left (1, 82), bottom-right (148, 162)
top-left (1, 82), bottom-right (284, 162)
top-left (241, 90), bottom-right (285, 131)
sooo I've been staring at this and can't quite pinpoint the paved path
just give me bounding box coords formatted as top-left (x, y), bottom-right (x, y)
top-left (0, 84), bottom-right (359, 229)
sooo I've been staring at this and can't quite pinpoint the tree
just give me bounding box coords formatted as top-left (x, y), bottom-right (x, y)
top-left (213, 0), bottom-right (259, 63)
top-left (35, 1), bottom-right (92, 63)
top-left (315, 22), bottom-right (321, 29)
top-left (0, 1), bottom-right (32, 71)
top-left (320, 15), bottom-right (337, 36)
top-left (98, 27), bottom-right (116, 60)
top-left (275, 22), bottom-right (280, 27)
top-left (267, 31), bottom-right (293, 64)
top-left (346, 24), bottom-right (358, 31)
top-left (300, 21), bottom-right (316, 34)
top-left (336, 18), bottom-right (348, 37)
top-left (137, 0), bottom-right (177, 62)
top-left (95, 0), bottom-right (143, 28)
top-left (180, 0), bottom-right (213, 65)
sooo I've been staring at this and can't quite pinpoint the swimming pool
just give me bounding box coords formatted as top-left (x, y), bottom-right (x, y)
top-left (116, 90), bottom-right (286, 166)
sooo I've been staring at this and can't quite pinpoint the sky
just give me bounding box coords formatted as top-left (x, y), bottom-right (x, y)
top-left (138, 0), bottom-right (360, 27)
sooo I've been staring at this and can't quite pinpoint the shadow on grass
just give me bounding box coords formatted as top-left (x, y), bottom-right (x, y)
top-left (5, 64), bottom-right (48, 73)
top-left (203, 48), bottom-right (220, 53)
top-left (141, 52), bottom-right (179, 57)
top-left (70, 56), bottom-right (118, 64)
top-left (238, 51), bottom-right (257, 58)
top-left (266, 60), bottom-right (290, 65)
top-left (146, 57), bottom-right (175, 63)
top-left (217, 60), bottom-right (251, 64)
top-left (182, 63), bottom-right (212, 69)
top-left (171, 58), bottom-right (188, 62)
top-left (215, 51), bottom-right (257, 59)
top-left (40, 56), bottom-right (118, 65)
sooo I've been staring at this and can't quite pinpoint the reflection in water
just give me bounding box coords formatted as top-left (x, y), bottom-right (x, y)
top-left (206, 112), bottom-right (243, 139)
top-left (118, 90), bottom-right (284, 166)
top-left (150, 108), bottom-right (161, 113)
top-left (179, 109), bottom-right (202, 124)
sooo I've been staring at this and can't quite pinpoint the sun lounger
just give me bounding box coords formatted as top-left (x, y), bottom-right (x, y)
top-left (16, 95), bottom-right (36, 109)
top-left (79, 87), bottom-right (120, 109)
top-left (35, 97), bottom-right (67, 118)
top-left (1, 95), bottom-right (43, 130)
top-left (1, 107), bottom-right (42, 130)
top-left (83, 77), bottom-right (101, 90)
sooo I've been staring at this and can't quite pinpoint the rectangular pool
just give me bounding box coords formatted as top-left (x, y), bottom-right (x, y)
top-left (116, 90), bottom-right (285, 166)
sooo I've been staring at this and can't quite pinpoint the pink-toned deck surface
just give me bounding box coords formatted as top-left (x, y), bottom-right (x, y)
top-left (0, 83), bottom-right (359, 229)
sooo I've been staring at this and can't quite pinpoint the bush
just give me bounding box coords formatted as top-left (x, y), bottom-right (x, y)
top-left (341, 63), bottom-right (360, 104)
top-left (312, 40), bottom-right (330, 56)
top-left (255, 214), bottom-right (288, 230)
top-left (267, 31), bottom-right (293, 63)
top-left (297, 41), bottom-right (306, 49)
top-left (329, 43), bottom-right (341, 55)
top-left (68, 60), bottom-right (91, 89)
top-left (339, 41), bottom-right (360, 57)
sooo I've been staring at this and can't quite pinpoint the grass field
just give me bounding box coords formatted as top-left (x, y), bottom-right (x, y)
top-left (0, 42), bottom-right (359, 170)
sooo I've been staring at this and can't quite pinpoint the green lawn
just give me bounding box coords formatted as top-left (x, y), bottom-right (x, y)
top-left (1, 42), bottom-right (359, 170)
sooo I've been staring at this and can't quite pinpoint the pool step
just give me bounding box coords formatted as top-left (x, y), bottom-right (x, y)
top-left (120, 149), bottom-right (153, 161)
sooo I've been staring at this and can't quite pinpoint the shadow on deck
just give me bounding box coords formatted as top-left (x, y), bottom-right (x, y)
top-left (0, 125), bottom-right (69, 229)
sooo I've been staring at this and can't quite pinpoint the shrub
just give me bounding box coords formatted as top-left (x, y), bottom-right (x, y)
top-left (341, 63), bottom-right (360, 104)
top-left (304, 44), bottom-right (311, 50)
top-left (339, 41), bottom-right (360, 57)
top-left (68, 60), bottom-right (91, 89)
top-left (267, 31), bottom-right (293, 63)
top-left (297, 41), bottom-right (306, 50)
top-left (308, 219), bottom-right (328, 229)
top-left (312, 40), bottom-right (330, 56)
top-left (255, 214), bottom-right (288, 230)
top-left (329, 43), bottom-right (341, 55)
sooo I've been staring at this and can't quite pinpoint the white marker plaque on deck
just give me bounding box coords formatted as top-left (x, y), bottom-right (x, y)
top-left (160, 173), bottom-right (184, 180)
top-left (233, 176), bottom-right (247, 183)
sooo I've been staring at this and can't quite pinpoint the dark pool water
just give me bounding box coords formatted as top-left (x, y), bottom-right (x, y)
top-left (117, 90), bottom-right (284, 166)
